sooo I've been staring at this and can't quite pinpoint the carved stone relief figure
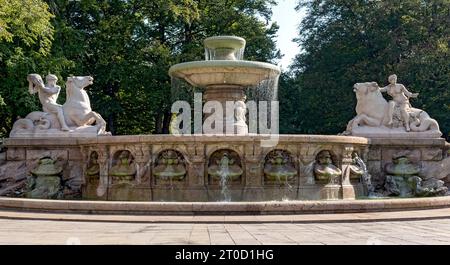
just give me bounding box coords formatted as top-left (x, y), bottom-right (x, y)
top-left (384, 153), bottom-right (447, 197)
top-left (314, 150), bottom-right (342, 184)
top-left (263, 150), bottom-right (297, 182)
top-left (153, 150), bottom-right (187, 182)
top-left (26, 157), bottom-right (63, 199)
top-left (109, 151), bottom-right (136, 184)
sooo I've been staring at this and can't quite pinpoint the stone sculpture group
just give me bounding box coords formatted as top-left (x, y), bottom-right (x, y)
top-left (10, 74), bottom-right (109, 137)
top-left (344, 74), bottom-right (441, 137)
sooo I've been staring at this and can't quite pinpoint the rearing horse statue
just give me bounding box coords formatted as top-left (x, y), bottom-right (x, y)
top-left (63, 76), bottom-right (107, 134)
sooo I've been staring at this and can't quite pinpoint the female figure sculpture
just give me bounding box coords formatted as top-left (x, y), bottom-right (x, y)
top-left (379, 74), bottom-right (419, 131)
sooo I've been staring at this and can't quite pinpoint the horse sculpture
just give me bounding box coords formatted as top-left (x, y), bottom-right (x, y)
top-left (63, 76), bottom-right (107, 134)
top-left (10, 75), bottom-right (108, 137)
top-left (344, 82), bottom-right (441, 136)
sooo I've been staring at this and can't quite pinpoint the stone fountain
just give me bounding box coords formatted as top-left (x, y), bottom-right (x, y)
top-left (169, 36), bottom-right (280, 134)
top-left (0, 36), bottom-right (448, 205)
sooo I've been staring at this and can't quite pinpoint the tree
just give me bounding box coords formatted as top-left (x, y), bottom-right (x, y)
top-left (0, 0), bottom-right (70, 137)
top-left (284, 0), bottom-right (450, 138)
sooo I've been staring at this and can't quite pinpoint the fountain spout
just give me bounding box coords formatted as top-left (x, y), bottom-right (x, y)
top-left (208, 152), bottom-right (243, 201)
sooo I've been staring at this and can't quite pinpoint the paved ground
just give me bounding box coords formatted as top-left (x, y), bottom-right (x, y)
top-left (1, 210), bottom-right (450, 244)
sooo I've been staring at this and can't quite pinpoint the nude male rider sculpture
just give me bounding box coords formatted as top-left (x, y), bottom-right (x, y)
top-left (27, 74), bottom-right (70, 131)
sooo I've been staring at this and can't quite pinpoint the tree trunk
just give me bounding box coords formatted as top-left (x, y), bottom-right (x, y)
top-left (108, 114), bottom-right (115, 135)
top-left (162, 111), bottom-right (171, 134)
top-left (155, 111), bottom-right (162, 134)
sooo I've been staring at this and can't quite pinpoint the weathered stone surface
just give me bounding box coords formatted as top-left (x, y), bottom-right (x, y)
top-left (368, 147), bottom-right (381, 161)
top-left (320, 184), bottom-right (342, 200)
top-left (107, 185), bottom-right (151, 201)
top-left (1, 135), bottom-right (448, 202)
top-left (26, 149), bottom-right (68, 162)
top-left (381, 149), bottom-right (420, 164)
top-left (422, 148), bottom-right (443, 161)
top-left (6, 148), bottom-right (25, 161)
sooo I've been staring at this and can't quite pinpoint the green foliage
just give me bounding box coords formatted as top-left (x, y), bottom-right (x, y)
top-left (0, 0), bottom-right (54, 53)
top-left (284, 0), bottom-right (450, 138)
top-left (0, 0), bottom-right (68, 137)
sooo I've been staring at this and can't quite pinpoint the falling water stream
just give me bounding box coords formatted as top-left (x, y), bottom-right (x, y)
top-left (276, 174), bottom-right (294, 201)
top-left (218, 155), bottom-right (232, 202)
top-left (354, 156), bottom-right (376, 197)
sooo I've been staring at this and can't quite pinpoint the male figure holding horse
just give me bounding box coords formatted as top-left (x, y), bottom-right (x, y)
top-left (379, 74), bottom-right (419, 132)
top-left (28, 74), bottom-right (70, 131)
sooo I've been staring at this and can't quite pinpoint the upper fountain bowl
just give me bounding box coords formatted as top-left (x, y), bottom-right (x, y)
top-left (169, 35), bottom-right (281, 88)
top-left (204, 36), bottom-right (246, 61)
top-left (169, 60), bottom-right (281, 88)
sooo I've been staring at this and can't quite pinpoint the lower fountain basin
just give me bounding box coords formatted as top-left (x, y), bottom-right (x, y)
top-left (1, 134), bottom-right (369, 202)
top-left (1, 135), bottom-right (447, 202)
top-left (168, 60), bottom-right (281, 88)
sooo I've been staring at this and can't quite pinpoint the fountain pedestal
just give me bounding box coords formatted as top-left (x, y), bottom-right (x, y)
top-left (204, 85), bottom-right (247, 134)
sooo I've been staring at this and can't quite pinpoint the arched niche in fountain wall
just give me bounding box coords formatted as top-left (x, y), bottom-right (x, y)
top-left (152, 149), bottom-right (187, 185)
top-left (207, 149), bottom-right (243, 185)
top-left (205, 144), bottom-right (245, 162)
top-left (107, 145), bottom-right (138, 164)
top-left (109, 150), bottom-right (137, 185)
top-left (262, 149), bottom-right (298, 185)
top-left (152, 144), bottom-right (190, 163)
top-left (297, 144), bottom-right (319, 185)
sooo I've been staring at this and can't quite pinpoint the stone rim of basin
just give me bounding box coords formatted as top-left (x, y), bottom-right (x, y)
top-left (204, 35), bottom-right (246, 50)
top-left (168, 60), bottom-right (281, 78)
top-left (168, 61), bottom-right (281, 88)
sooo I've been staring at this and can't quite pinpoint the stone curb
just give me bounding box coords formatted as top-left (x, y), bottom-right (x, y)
top-left (2, 208), bottom-right (450, 224)
top-left (1, 196), bottom-right (450, 215)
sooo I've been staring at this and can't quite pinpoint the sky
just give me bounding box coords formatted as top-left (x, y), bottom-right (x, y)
top-left (270, 0), bottom-right (306, 69)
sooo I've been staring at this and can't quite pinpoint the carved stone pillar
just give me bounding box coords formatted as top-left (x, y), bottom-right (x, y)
top-left (187, 144), bottom-right (205, 186)
top-left (341, 146), bottom-right (356, 200)
top-left (131, 144), bottom-right (151, 185)
top-left (243, 154), bottom-right (263, 201)
top-left (96, 146), bottom-right (109, 198)
top-left (189, 155), bottom-right (206, 186)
